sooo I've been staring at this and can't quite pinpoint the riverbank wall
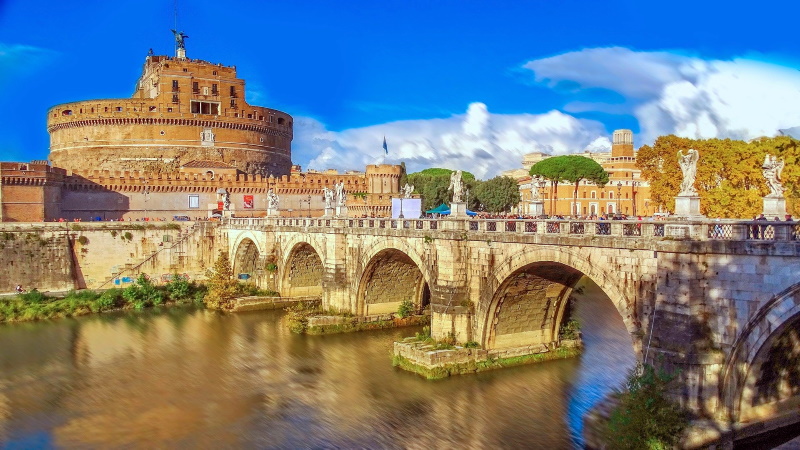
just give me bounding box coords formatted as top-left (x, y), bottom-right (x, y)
top-left (0, 222), bottom-right (217, 292)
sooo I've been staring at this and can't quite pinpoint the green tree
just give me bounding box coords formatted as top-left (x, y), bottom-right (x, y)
top-left (474, 176), bottom-right (521, 213)
top-left (398, 161), bottom-right (408, 188)
top-left (530, 156), bottom-right (577, 215)
top-left (205, 251), bottom-right (239, 309)
top-left (561, 155), bottom-right (609, 216)
top-left (604, 364), bottom-right (688, 449)
top-left (407, 168), bottom-right (477, 211)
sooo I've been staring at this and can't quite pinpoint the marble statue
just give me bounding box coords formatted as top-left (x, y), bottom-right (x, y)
top-left (323, 187), bottom-right (334, 209)
top-left (762, 155), bottom-right (785, 198)
top-left (530, 176), bottom-right (542, 202)
top-left (267, 189), bottom-right (279, 210)
top-left (402, 183), bottom-right (415, 199)
top-left (677, 149), bottom-right (699, 196)
top-left (449, 170), bottom-right (465, 203)
top-left (335, 182), bottom-right (346, 207)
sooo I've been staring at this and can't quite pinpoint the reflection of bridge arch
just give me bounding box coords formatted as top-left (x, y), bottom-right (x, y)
top-left (356, 246), bottom-right (430, 317)
top-left (482, 246), bottom-right (637, 351)
top-left (232, 238), bottom-right (260, 279)
top-left (721, 282), bottom-right (800, 422)
top-left (282, 242), bottom-right (324, 297)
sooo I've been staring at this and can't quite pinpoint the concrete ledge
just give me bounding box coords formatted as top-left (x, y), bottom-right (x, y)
top-left (392, 339), bottom-right (582, 380)
top-left (230, 295), bottom-right (320, 312)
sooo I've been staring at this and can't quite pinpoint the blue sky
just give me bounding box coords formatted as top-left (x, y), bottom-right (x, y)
top-left (2, 0), bottom-right (800, 177)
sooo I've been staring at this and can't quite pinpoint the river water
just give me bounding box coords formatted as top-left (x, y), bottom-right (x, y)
top-left (0, 277), bottom-right (635, 449)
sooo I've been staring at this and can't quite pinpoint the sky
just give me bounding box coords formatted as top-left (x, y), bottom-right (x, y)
top-left (2, 0), bottom-right (800, 178)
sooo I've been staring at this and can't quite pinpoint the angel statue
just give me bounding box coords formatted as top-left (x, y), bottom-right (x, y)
top-left (530, 176), bottom-right (542, 202)
top-left (449, 170), bottom-right (465, 203)
top-left (762, 155), bottom-right (785, 198)
top-left (677, 149), bottom-right (699, 196)
top-left (267, 189), bottom-right (279, 210)
top-left (402, 183), bottom-right (415, 199)
top-left (171, 30), bottom-right (189, 49)
top-left (323, 187), bottom-right (334, 209)
top-left (334, 182), bottom-right (346, 207)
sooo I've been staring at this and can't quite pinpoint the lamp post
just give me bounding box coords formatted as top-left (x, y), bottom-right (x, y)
top-left (616, 181), bottom-right (622, 217)
top-left (398, 195), bottom-right (404, 219)
top-left (142, 178), bottom-right (150, 220)
top-left (307, 195), bottom-right (311, 217)
top-left (632, 181), bottom-right (639, 217)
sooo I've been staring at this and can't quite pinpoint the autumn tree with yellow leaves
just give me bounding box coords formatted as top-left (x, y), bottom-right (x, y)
top-left (636, 135), bottom-right (799, 218)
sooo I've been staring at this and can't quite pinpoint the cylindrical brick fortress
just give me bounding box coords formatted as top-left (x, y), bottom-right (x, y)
top-left (47, 55), bottom-right (292, 177)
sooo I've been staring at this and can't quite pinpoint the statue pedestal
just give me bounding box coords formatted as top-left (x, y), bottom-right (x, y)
top-left (450, 202), bottom-right (468, 218)
top-left (323, 207), bottom-right (335, 217)
top-left (762, 197), bottom-right (787, 219)
top-left (266, 208), bottom-right (279, 217)
top-left (336, 206), bottom-right (348, 218)
top-left (529, 201), bottom-right (544, 217)
top-left (674, 196), bottom-right (703, 219)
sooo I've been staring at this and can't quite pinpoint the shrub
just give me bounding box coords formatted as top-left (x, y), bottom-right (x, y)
top-left (204, 252), bottom-right (239, 309)
top-left (559, 319), bottom-right (581, 340)
top-left (166, 274), bottom-right (191, 300)
top-left (397, 299), bottom-right (415, 318)
top-left (93, 289), bottom-right (121, 312)
top-left (19, 289), bottom-right (47, 304)
top-left (603, 363), bottom-right (688, 450)
top-left (77, 235), bottom-right (89, 245)
top-left (464, 341), bottom-right (481, 349)
top-left (122, 274), bottom-right (163, 309)
top-left (123, 232), bottom-right (133, 241)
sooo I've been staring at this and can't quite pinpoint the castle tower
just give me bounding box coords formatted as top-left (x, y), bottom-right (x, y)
top-left (611, 129), bottom-right (634, 158)
top-left (47, 45), bottom-right (292, 177)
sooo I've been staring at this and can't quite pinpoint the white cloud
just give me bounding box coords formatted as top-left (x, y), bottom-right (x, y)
top-left (523, 47), bottom-right (800, 145)
top-left (293, 103), bottom-right (609, 179)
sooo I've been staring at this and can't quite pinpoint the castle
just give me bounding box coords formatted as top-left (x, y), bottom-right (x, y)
top-left (0, 39), bottom-right (402, 222)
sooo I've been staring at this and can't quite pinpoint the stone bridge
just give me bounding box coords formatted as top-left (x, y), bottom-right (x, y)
top-left (221, 216), bottom-right (800, 433)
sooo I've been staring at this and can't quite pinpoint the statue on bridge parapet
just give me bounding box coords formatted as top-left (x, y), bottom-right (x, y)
top-left (675, 149), bottom-right (703, 218)
top-left (334, 182), bottom-right (348, 217)
top-left (266, 189), bottom-right (279, 216)
top-left (323, 187), bottom-right (334, 210)
top-left (677, 149), bottom-right (699, 196)
top-left (761, 154), bottom-right (787, 217)
top-left (449, 170), bottom-right (465, 203)
top-left (762, 155), bottom-right (785, 198)
top-left (402, 183), bottom-right (415, 199)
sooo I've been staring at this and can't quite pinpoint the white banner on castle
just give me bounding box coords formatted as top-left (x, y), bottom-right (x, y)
top-left (391, 198), bottom-right (422, 219)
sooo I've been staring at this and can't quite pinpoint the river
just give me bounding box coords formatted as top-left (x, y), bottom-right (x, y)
top-left (0, 277), bottom-right (635, 449)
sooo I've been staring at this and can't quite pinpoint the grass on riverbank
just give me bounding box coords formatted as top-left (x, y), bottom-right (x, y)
top-left (0, 275), bottom-right (206, 323)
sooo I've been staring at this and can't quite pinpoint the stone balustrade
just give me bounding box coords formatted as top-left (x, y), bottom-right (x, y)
top-left (223, 217), bottom-right (800, 242)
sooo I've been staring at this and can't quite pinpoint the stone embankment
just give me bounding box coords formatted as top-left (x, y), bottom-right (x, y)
top-left (229, 295), bottom-right (320, 312)
top-left (393, 338), bottom-right (582, 379)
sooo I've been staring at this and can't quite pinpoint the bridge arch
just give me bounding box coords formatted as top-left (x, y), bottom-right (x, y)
top-left (721, 281), bottom-right (800, 422)
top-left (281, 242), bottom-right (324, 297)
top-left (481, 246), bottom-right (639, 352)
top-left (355, 238), bottom-right (431, 317)
top-left (232, 237), bottom-right (261, 282)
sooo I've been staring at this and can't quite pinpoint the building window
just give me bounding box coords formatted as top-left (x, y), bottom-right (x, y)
top-left (188, 195), bottom-right (200, 209)
top-left (192, 81), bottom-right (199, 93)
top-left (172, 80), bottom-right (179, 91)
top-left (167, 107), bottom-right (173, 112)
top-left (191, 100), bottom-right (220, 115)
top-left (62, 110), bottom-right (73, 116)
top-left (203, 86), bottom-right (209, 95)
top-left (160, 130), bottom-right (165, 135)
top-left (104, 107), bottom-right (108, 112)
top-left (591, 191), bottom-right (596, 199)
top-left (247, 114), bottom-right (252, 119)
top-left (115, 106), bottom-right (122, 112)
top-left (212, 71), bottom-right (217, 76)
top-left (172, 94), bottom-right (179, 103)
top-left (278, 117), bottom-right (285, 125)
top-left (149, 106), bottom-right (157, 112)
top-left (183, 68), bottom-right (188, 72)
top-left (609, 192), bottom-right (614, 199)
top-left (230, 86), bottom-right (237, 98)
top-left (211, 84), bottom-right (218, 95)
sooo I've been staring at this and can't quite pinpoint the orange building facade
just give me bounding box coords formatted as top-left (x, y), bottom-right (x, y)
top-left (512, 130), bottom-right (654, 217)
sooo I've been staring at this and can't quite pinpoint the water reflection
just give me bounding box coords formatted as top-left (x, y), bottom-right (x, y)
top-left (0, 277), bottom-right (635, 449)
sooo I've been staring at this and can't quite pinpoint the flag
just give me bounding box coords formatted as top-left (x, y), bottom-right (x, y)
top-left (383, 136), bottom-right (388, 155)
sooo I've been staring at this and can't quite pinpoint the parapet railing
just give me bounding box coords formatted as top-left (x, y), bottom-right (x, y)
top-left (222, 217), bottom-right (800, 242)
